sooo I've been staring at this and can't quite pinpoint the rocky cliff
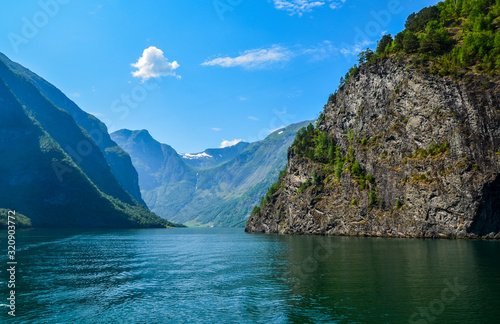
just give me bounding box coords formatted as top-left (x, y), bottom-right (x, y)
top-left (0, 53), bottom-right (146, 206)
top-left (246, 58), bottom-right (500, 238)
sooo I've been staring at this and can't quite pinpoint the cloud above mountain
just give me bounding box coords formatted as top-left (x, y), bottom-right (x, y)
top-left (202, 46), bottom-right (292, 69)
top-left (220, 139), bottom-right (243, 148)
top-left (131, 46), bottom-right (180, 82)
top-left (202, 40), bottom-right (344, 70)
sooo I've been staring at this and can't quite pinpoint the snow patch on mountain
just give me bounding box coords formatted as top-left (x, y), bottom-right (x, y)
top-left (181, 152), bottom-right (213, 159)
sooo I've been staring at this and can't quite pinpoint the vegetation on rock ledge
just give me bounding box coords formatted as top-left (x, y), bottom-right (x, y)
top-left (331, 0), bottom-right (499, 101)
top-left (250, 123), bottom-right (382, 217)
top-left (0, 209), bottom-right (32, 229)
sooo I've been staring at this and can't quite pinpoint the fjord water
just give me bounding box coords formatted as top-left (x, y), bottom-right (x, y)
top-left (1, 228), bottom-right (499, 323)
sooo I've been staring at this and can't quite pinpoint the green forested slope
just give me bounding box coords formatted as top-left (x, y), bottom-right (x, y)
top-left (0, 66), bottom-right (175, 228)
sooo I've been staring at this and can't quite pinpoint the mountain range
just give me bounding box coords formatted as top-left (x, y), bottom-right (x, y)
top-left (0, 52), bottom-right (310, 229)
top-left (111, 121), bottom-right (311, 227)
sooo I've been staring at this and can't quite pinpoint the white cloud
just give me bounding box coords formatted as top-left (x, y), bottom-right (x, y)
top-left (239, 96), bottom-right (249, 101)
top-left (211, 127), bottom-right (222, 131)
top-left (201, 46), bottom-right (292, 69)
top-left (203, 41), bottom-right (342, 70)
top-left (220, 139), bottom-right (243, 148)
top-left (272, 0), bottom-right (324, 16)
top-left (272, 0), bottom-right (346, 16)
top-left (71, 92), bottom-right (81, 98)
top-left (131, 46), bottom-right (180, 82)
top-left (328, 0), bottom-right (346, 10)
top-left (248, 116), bottom-right (258, 121)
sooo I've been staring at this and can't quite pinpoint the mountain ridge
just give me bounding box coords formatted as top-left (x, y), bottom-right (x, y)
top-left (0, 53), bottom-right (146, 206)
top-left (0, 53), bottom-right (177, 228)
top-left (180, 141), bottom-right (250, 169)
top-left (112, 120), bottom-right (312, 227)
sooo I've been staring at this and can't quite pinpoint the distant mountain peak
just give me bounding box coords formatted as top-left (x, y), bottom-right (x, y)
top-left (112, 120), bottom-right (313, 227)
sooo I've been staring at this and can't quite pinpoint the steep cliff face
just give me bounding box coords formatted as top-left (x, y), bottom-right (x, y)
top-left (0, 53), bottom-right (146, 206)
top-left (0, 59), bottom-right (137, 207)
top-left (0, 78), bottom-right (170, 228)
top-left (246, 58), bottom-right (500, 238)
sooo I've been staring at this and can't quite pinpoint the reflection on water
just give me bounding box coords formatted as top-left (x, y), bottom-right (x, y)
top-left (0, 228), bottom-right (499, 323)
top-left (279, 236), bottom-right (500, 323)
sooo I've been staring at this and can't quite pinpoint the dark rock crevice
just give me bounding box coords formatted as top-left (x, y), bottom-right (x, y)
top-left (470, 176), bottom-right (500, 237)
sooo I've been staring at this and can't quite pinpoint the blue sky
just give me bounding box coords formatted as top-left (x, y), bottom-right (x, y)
top-left (1, 0), bottom-right (438, 153)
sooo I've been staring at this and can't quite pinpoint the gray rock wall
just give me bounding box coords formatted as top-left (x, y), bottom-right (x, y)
top-left (246, 58), bottom-right (500, 238)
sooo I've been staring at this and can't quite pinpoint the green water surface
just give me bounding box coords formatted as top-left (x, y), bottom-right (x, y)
top-left (0, 228), bottom-right (498, 323)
